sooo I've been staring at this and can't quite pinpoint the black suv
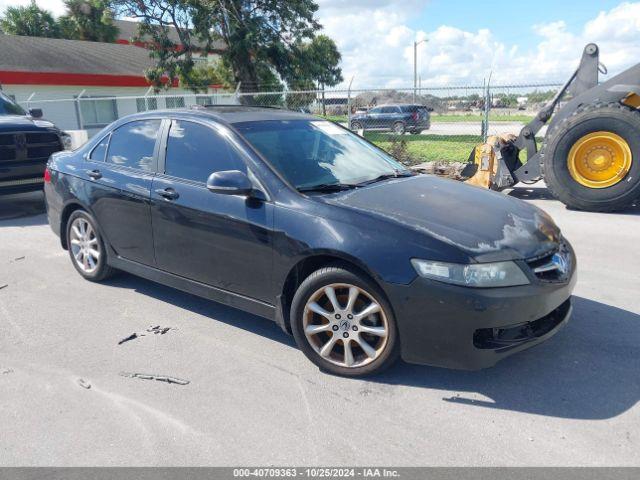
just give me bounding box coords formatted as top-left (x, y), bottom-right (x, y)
top-left (350, 104), bottom-right (431, 134)
top-left (0, 92), bottom-right (69, 195)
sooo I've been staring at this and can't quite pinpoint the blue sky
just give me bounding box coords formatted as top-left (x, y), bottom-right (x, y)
top-left (411, 0), bottom-right (623, 50)
top-left (316, 0), bottom-right (640, 88)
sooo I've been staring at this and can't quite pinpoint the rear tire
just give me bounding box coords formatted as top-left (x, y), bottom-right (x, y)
top-left (66, 210), bottom-right (115, 282)
top-left (290, 265), bottom-right (400, 377)
top-left (542, 102), bottom-right (640, 212)
top-left (350, 121), bottom-right (363, 131)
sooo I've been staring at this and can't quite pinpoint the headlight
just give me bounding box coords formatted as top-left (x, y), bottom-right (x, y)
top-left (411, 259), bottom-right (530, 288)
top-left (61, 133), bottom-right (73, 150)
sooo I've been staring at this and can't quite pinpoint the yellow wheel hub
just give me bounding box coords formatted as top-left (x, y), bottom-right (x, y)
top-left (568, 131), bottom-right (632, 188)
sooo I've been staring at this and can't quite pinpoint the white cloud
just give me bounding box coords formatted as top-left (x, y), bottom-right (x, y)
top-left (316, 1), bottom-right (640, 89)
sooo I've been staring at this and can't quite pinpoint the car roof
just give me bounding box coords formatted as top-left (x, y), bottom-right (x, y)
top-left (376, 103), bottom-right (425, 107)
top-left (130, 105), bottom-right (316, 126)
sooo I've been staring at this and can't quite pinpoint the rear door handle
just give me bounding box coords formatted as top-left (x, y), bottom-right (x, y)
top-left (155, 188), bottom-right (179, 200)
top-left (87, 169), bottom-right (102, 180)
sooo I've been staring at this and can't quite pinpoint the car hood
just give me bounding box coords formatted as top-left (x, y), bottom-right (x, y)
top-left (323, 175), bottom-right (561, 262)
top-left (0, 115), bottom-right (58, 133)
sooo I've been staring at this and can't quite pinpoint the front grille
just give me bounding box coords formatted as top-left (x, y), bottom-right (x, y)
top-left (0, 177), bottom-right (44, 187)
top-left (26, 132), bottom-right (59, 144)
top-left (525, 242), bottom-right (573, 283)
top-left (0, 131), bottom-right (62, 164)
top-left (28, 145), bottom-right (61, 159)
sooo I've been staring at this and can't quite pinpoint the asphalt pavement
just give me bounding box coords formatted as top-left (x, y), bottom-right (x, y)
top-left (0, 187), bottom-right (638, 466)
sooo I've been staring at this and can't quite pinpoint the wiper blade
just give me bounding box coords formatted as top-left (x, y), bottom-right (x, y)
top-left (297, 182), bottom-right (358, 193)
top-left (357, 170), bottom-right (416, 186)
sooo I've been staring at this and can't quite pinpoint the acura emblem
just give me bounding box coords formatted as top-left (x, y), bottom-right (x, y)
top-left (551, 252), bottom-right (569, 275)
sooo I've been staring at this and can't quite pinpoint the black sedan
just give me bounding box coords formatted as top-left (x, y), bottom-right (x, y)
top-left (44, 106), bottom-right (575, 376)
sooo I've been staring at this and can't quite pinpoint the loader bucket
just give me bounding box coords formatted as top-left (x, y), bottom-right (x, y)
top-left (463, 135), bottom-right (519, 190)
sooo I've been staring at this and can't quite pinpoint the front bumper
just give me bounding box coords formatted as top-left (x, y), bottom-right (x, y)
top-left (0, 177), bottom-right (44, 196)
top-left (385, 267), bottom-right (576, 370)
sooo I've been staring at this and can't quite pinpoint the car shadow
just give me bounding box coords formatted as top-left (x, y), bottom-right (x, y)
top-left (508, 186), bottom-right (640, 215)
top-left (100, 273), bottom-right (639, 420)
top-left (0, 191), bottom-right (48, 226)
top-left (375, 296), bottom-right (640, 420)
top-left (507, 186), bottom-right (557, 201)
top-left (103, 273), bottom-right (297, 348)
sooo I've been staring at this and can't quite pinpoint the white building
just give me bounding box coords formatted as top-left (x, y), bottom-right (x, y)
top-left (0, 24), bottom-right (227, 136)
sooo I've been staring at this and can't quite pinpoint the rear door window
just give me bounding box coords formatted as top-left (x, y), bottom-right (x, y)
top-left (164, 120), bottom-right (246, 183)
top-left (106, 119), bottom-right (161, 171)
top-left (401, 105), bottom-right (427, 113)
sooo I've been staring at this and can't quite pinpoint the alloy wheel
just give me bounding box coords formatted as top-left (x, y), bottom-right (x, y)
top-left (69, 217), bottom-right (101, 274)
top-left (302, 283), bottom-right (389, 368)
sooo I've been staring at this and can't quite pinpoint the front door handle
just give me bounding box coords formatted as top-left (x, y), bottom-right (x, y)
top-left (87, 169), bottom-right (102, 180)
top-left (155, 188), bottom-right (179, 200)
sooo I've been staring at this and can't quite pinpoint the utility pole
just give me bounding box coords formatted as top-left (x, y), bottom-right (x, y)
top-left (413, 39), bottom-right (427, 102)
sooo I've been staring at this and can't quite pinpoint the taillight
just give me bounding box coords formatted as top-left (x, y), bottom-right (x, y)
top-left (412, 112), bottom-right (419, 121)
top-left (44, 167), bottom-right (51, 183)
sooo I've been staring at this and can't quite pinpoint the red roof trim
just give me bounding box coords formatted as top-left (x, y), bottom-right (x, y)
top-left (0, 70), bottom-right (179, 87)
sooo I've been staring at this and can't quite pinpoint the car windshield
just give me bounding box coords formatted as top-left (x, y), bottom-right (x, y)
top-left (235, 119), bottom-right (409, 189)
top-left (0, 93), bottom-right (27, 116)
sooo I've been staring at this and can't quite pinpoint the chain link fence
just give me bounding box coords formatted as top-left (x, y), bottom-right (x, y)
top-left (15, 83), bottom-right (563, 164)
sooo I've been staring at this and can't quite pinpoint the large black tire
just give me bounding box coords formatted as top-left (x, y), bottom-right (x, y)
top-left (290, 265), bottom-right (400, 377)
top-left (66, 210), bottom-right (116, 282)
top-left (542, 102), bottom-right (640, 212)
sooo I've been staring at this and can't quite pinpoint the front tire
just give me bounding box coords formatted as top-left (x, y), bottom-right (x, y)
top-left (392, 122), bottom-right (406, 135)
top-left (542, 102), bottom-right (640, 212)
top-left (290, 266), bottom-right (400, 377)
top-left (350, 121), bottom-right (363, 131)
top-left (66, 210), bottom-right (115, 282)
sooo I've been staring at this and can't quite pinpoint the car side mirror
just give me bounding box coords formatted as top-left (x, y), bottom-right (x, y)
top-left (206, 170), bottom-right (255, 197)
top-left (29, 108), bottom-right (43, 118)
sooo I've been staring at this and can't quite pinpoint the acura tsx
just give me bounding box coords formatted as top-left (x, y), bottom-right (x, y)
top-left (44, 106), bottom-right (576, 376)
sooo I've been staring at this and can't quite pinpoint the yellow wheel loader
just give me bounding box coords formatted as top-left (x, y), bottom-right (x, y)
top-left (463, 43), bottom-right (640, 212)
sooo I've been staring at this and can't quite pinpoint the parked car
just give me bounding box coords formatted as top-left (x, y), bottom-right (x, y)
top-left (0, 92), bottom-right (70, 195)
top-left (350, 104), bottom-right (431, 134)
top-left (44, 106), bottom-right (575, 377)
